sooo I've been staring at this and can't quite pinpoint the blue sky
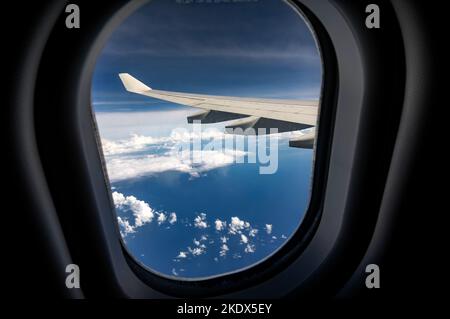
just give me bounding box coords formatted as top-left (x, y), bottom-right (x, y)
top-left (92, 0), bottom-right (322, 279)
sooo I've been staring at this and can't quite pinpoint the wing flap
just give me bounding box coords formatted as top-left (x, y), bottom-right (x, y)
top-left (187, 110), bottom-right (249, 124)
top-left (289, 128), bottom-right (316, 148)
top-left (225, 117), bottom-right (311, 135)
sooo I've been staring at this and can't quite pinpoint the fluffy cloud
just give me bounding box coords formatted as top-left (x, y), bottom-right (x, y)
top-left (175, 235), bottom-right (209, 260)
top-left (244, 244), bottom-right (256, 253)
top-left (169, 128), bottom-right (230, 143)
top-left (219, 244), bottom-right (229, 257)
top-left (101, 129), bottom-right (230, 156)
top-left (113, 191), bottom-right (279, 261)
top-left (113, 191), bottom-right (177, 236)
top-left (113, 191), bottom-right (154, 231)
top-left (229, 217), bottom-right (251, 234)
top-left (188, 246), bottom-right (206, 256)
top-left (249, 229), bottom-right (258, 237)
top-left (169, 212), bottom-right (177, 224)
top-left (105, 155), bottom-right (193, 181)
top-left (172, 215), bottom-right (269, 260)
top-left (104, 148), bottom-right (246, 182)
top-left (157, 212), bottom-right (167, 225)
top-left (102, 134), bottom-right (165, 156)
top-left (177, 251), bottom-right (188, 258)
top-left (265, 224), bottom-right (273, 235)
top-left (101, 130), bottom-right (247, 182)
top-left (215, 219), bottom-right (226, 231)
top-left (117, 217), bottom-right (135, 236)
top-left (194, 213), bottom-right (208, 229)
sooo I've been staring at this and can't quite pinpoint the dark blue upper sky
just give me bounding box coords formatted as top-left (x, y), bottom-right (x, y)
top-left (92, 0), bottom-right (322, 106)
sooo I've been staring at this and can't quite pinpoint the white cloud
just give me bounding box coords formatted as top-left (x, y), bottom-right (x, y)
top-left (101, 130), bottom-right (229, 157)
top-left (102, 134), bottom-right (165, 156)
top-left (113, 191), bottom-right (179, 236)
top-left (169, 212), bottom-right (177, 224)
top-left (220, 244), bottom-right (229, 257)
top-left (105, 155), bottom-right (193, 181)
top-left (177, 251), bottom-right (188, 258)
top-left (244, 244), bottom-right (256, 253)
top-left (215, 219), bottom-right (226, 231)
top-left (194, 213), bottom-right (208, 229)
top-left (112, 192), bottom-right (278, 261)
top-left (101, 130), bottom-right (247, 182)
top-left (189, 246), bottom-right (206, 256)
top-left (113, 191), bottom-right (155, 234)
top-left (117, 217), bottom-right (135, 236)
top-left (157, 212), bottom-right (167, 225)
top-left (105, 149), bottom-right (245, 182)
top-left (249, 229), bottom-right (258, 237)
top-left (229, 217), bottom-right (251, 234)
top-left (168, 213), bottom-right (279, 260)
top-left (169, 128), bottom-right (230, 143)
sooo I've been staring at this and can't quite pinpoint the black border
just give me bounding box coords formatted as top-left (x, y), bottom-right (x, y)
top-left (10, 0), bottom-right (412, 299)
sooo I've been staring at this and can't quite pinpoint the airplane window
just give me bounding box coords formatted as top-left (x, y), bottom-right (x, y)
top-left (91, 0), bottom-right (322, 280)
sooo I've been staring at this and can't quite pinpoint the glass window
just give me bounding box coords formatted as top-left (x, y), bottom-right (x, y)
top-left (92, 0), bottom-right (322, 279)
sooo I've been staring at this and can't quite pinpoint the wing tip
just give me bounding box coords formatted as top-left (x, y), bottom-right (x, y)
top-left (118, 73), bottom-right (152, 93)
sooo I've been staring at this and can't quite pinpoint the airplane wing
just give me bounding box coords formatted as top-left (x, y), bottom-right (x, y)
top-left (118, 73), bottom-right (318, 148)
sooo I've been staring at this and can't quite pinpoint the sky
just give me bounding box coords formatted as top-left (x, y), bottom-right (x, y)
top-left (91, 0), bottom-right (322, 279)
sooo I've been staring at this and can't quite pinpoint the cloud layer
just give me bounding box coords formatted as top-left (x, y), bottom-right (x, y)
top-left (113, 191), bottom-right (287, 271)
top-left (101, 129), bottom-right (250, 181)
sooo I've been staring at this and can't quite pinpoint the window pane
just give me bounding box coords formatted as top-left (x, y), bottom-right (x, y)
top-left (92, 0), bottom-right (322, 279)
